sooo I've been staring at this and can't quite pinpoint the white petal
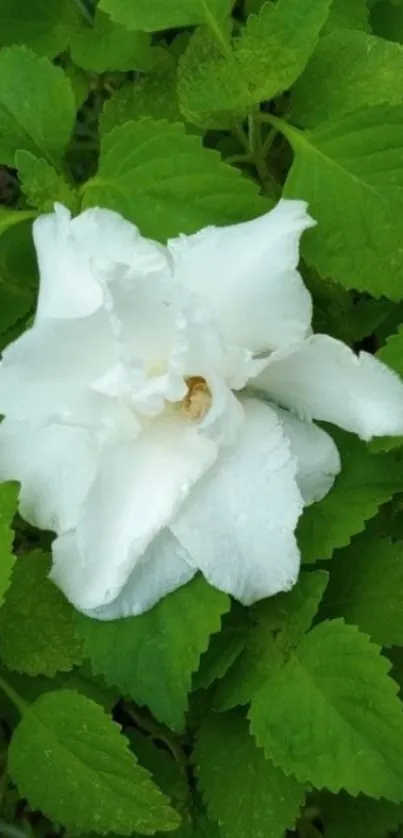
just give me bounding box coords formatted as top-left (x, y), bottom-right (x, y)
top-left (0, 312), bottom-right (115, 420)
top-left (169, 199), bottom-right (314, 353)
top-left (50, 417), bottom-right (217, 611)
top-left (80, 530), bottom-right (196, 620)
top-left (269, 405), bottom-right (341, 505)
top-left (33, 204), bottom-right (167, 322)
top-left (0, 419), bottom-right (97, 532)
top-left (171, 398), bottom-right (304, 605)
top-left (254, 334), bottom-right (403, 440)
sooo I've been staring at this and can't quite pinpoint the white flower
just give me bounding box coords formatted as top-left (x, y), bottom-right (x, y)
top-left (1, 200), bottom-right (403, 620)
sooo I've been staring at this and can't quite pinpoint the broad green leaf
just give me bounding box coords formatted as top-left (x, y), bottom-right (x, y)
top-left (16, 150), bottom-right (78, 213)
top-left (214, 571), bottom-right (328, 709)
top-left (377, 326), bottom-right (403, 377)
top-left (0, 208), bottom-right (37, 239)
top-left (371, 0), bottom-right (403, 42)
top-left (8, 690), bottom-right (180, 834)
top-left (298, 429), bottom-right (403, 562)
top-left (128, 730), bottom-right (188, 807)
top-left (250, 619), bottom-right (403, 800)
top-left (0, 483), bottom-right (18, 608)
top-left (0, 0), bottom-right (80, 57)
top-left (276, 106), bottom-right (403, 299)
top-left (324, 0), bottom-right (370, 32)
top-left (101, 49), bottom-right (181, 133)
top-left (0, 551), bottom-right (83, 676)
top-left (292, 31), bottom-right (403, 128)
top-left (319, 791), bottom-right (403, 838)
top-left (76, 576), bottom-right (229, 731)
top-left (196, 712), bottom-right (305, 838)
top-left (70, 10), bottom-right (152, 72)
top-left (193, 624), bottom-right (246, 691)
top-left (0, 221), bottom-right (36, 340)
top-left (99, 0), bottom-right (234, 30)
top-left (178, 0), bottom-right (331, 126)
top-left (0, 46), bottom-right (75, 168)
top-left (321, 535), bottom-right (403, 646)
top-left (81, 119), bottom-right (268, 241)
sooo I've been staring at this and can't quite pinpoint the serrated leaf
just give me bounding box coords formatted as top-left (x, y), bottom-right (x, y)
top-left (100, 49), bottom-right (180, 133)
top-left (0, 483), bottom-right (18, 608)
top-left (0, 0), bottom-right (80, 57)
top-left (319, 791), bottom-right (403, 838)
top-left (16, 150), bottom-right (78, 213)
top-left (81, 119), bottom-right (268, 241)
top-left (276, 106), bottom-right (403, 299)
top-left (0, 221), bottom-right (36, 339)
top-left (324, 0), bottom-right (370, 33)
top-left (178, 0), bottom-right (331, 127)
top-left (321, 534), bottom-right (403, 646)
top-left (297, 430), bottom-right (403, 563)
top-left (214, 571), bottom-right (328, 710)
top-left (196, 712), bottom-right (305, 838)
top-left (128, 730), bottom-right (189, 807)
top-left (76, 576), bottom-right (229, 731)
top-left (0, 551), bottom-right (83, 676)
top-left (250, 619), bottom-right (403, 800)
top-left (70, 10), bottom-right (152, 72)
top-left (8, 690), bottom-right (180, 834)
top-left (99, 0), bottom-right (234, 31)
top-left (0, 46), bottom-right (75, 167)
top-left (193, 624), bottom-right (246, 691)
top-left (292, 31), bottom-right (403, 128)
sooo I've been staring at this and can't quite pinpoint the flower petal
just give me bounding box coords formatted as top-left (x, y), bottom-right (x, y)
top-left (269, 405), bottom-right (341, 505)
top-left (50, 417), bottom-right (217, 611)
top-left (254, 334), bottom-right (403, 440)
top-left (171, 398), bottom-right (304, 605)
top-left (33, 204), bottom-right (167, 322)
top-left (0, 312), bottom-right (115, 420)
top-left (169, 199), bottom-right (314, 353)
top-left (0, 419), bottom-right (97, 532)
top-left (79, 530), bottom-right (196, 620)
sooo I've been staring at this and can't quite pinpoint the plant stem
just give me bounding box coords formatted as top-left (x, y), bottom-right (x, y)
top-left (0, 676), bottom-right (27, 717)
top-left (72, 0), bottom-right (93, 25)
top-left (124, 702), bottom-right (188, 767)
top-left (248, 113), bottom-right (277, 199)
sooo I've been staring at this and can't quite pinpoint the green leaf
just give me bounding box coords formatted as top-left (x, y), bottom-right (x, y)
top-left (178, 0), bottom-right (331, 127)
top-left (250, 619), bottom-right (403, 800)
top-left (16, 150), bottom-right (78, 213)
top-left (324, 0), bottom-right (370, 33)
top-left (193, 623), bottom-right (246, 691)
top-left (81, 119), bottom-right (268, 241)
top-left (0, 221), bottom-right (36, 339)
top-left (276, 106), bottom-right (403, 299)
top-left (319, 791), bottom-right (403, 838)
top-left (0, 208), bottom-right (37, 239)
top-left (371, 0), bottom-right (403, 43)
top-left (214, 571), bottom-right (328, 709)
top-left (297, 430), bottom-right (403, 563)
top-left (100, 49), bottom-right (181, 133)
top-left (321, 534), bottom-right (403, 646)
top-left (0, 551), bottom-right (84, 677)
top-left (196, 712), bottom-right (305, 838)
top-left (128, 730), bottom-right (189, 807)
top-left (0, 0), bottom-right (80, 57)
top-left (70, 10), bottom-right (152, 72)
top-left (0, 46), bottom-right (75, 167)
top-left (98, 0), bottom-right (234, 31)
top-left (0, 483), bottom-right (18, 609)
top-left (8, 690), bottom-right (180, 834)
top-left (76, 576), bottom-right (229, 731)
top-left (292, 31), bottom-right (403, 128)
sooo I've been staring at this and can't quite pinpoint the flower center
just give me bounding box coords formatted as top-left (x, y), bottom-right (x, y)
top-left (181, 376), bottom-right (212, 420)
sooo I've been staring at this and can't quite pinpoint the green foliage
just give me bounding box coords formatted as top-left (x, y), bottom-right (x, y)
top-left (8, 690), bottom-right (180, 834)
top-left (318, 791), bottom-right (403, 838)
top-left (292, 31), bottom-right (403, 127)
top-left (0, 483), bottom-right (18, 608)
top-left (0, 0), bottom-right (80, 57)
top-left (178, 0), bottom-right (331, 126)
top-left (0, 46), bottom-right (75, 167)
top-left (70, 10), bottom-right (153, 73)
top-left (98, 0), bottom-right (234, 31)
top-left (250, 620), bottom-right (403, 800)
top-left (297, 429), bottom-right (403, 562)
top-left (0, 551), bottom-right (84, 676)
top-left (0, 221), bottom-right (37, 341)
top-left (76, 576), bottom-right (229, 731)
top-left (196, 712), bottom-right (305, 838)
top-left (81, 118), bottom-right (268, 240)
top-left (324, 0), bottom-right (370, 32)
top-left (16, 150), bottom-right (78, 212)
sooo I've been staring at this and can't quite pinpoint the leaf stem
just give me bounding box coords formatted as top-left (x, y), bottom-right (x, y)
top-left (0, 676), bottom-right (27, 717)
top-left (72, 0), bottom-right (93, 25)
top-left (124, 702), bottom-right (188, 767)
top-left (248, 113), bottom-right (277, 199)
